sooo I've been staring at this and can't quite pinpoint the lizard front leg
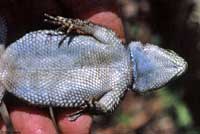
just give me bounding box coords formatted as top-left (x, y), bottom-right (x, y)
top-left (66, 89), bottom-right (125, 121)
top-left (44, 14), bottom-right (122, 46)
top-left (89, 90), bottom-right (127, 115)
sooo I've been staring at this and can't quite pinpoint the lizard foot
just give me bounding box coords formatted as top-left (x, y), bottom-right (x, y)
top-left (44, 13), bottom-right (93, 35)
top-left (44, 13), bottom-right (75, 34)
top-left (67, 109), bottom-right (85, 121)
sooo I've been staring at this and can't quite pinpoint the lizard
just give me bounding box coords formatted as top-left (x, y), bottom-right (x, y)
top-left (0, 14), bottom-right (187, 133)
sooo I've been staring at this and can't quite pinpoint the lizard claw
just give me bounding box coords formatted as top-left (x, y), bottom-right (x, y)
top-left (67, 109), bottom-right (85, 121)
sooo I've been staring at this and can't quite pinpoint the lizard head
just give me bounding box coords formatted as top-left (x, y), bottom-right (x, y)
top-left (128, 41), bottom-right (187, 93)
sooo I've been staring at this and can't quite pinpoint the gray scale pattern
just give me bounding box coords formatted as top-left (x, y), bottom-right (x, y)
top-left (0, 30), bottom-right (131, 108)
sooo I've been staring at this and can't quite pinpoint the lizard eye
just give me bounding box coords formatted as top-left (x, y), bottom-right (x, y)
top-left (129, 41), bottom-right (187, 93)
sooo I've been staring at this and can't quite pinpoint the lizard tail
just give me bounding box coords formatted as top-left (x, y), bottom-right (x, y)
top-left (0, 16), bottom-right (7, 56)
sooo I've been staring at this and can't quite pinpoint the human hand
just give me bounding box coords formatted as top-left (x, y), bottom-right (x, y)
top-left (0, 0), bottom-right (124, 133)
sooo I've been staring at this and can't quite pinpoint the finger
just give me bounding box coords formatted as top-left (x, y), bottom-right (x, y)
top-left (8, 106), bottom-right (57, 134)
top-left (86, 11), bottom-right (125, 41)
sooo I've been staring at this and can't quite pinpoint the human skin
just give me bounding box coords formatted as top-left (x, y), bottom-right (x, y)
top-left (0, 0), bottom-right (125, 133)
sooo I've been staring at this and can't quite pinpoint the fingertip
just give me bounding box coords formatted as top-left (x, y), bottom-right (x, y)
top-left (57, 110), bottom-right (92, 134)
top-left (87, 11), bottom-right (125, 41)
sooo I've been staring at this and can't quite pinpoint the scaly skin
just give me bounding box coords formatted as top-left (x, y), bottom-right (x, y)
top-left (0, 14), bottom-right (187, 134)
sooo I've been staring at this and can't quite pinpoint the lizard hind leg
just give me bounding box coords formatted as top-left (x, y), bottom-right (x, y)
top-left (0, 16), bottom-right (7, 57)
top-left (0, 87), bottom-right (18, 134)
top-left (0, 16), bottom-right (16, 134)
top-left (0, 101), bottom-right (17, 134)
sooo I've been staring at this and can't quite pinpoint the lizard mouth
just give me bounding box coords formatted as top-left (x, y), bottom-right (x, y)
top-left (176, 60), bottom-right (188, 77)
top-left (165, 49), bottom-right (188, 78)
